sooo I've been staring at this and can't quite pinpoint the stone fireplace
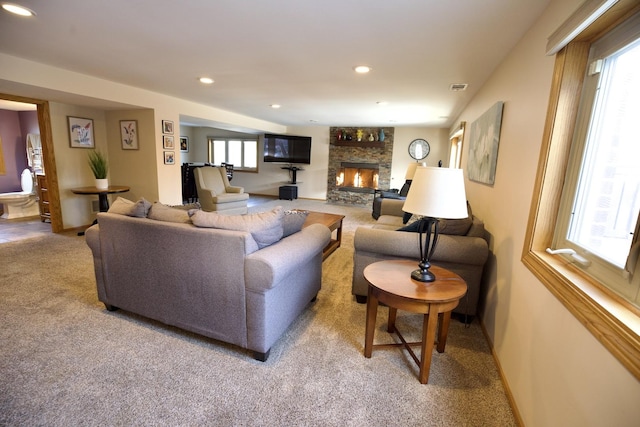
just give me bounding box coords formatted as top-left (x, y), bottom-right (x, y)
top-left (326, 127), bottom-right (394, 205)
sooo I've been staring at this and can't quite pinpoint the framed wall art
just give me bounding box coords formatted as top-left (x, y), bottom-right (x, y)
top-left (164, 151), bottom-right (175, 165)
top-left (120, 120), bottom-right (139, 150)
top-left (467, 101), bottom-right (504, 185)
top-left (163, 135), bottom-right (174, 149)
top-left (162, 120), bottom-right (174, 134)
top-left (68, 116), bottom-right (95, 148)
top-left (180, 136), bottom-right (189, 152)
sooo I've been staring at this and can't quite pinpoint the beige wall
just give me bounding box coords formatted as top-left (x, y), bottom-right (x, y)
top-left (49, 102), bottom-right (108, 228)
top-left (105, 109), bottom-right (159, 203)
top-left (454, 0), bottom-right (640, 425)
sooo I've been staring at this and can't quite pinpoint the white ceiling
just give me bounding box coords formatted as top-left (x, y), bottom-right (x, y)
top-left (0, 0), bottom-right (552, 128)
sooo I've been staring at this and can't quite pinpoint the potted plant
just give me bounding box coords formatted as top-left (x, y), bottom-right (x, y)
top-left (88, 150), bottom-right (109, 189)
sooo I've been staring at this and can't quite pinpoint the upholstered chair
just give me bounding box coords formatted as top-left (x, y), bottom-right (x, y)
top-left (194, 166), bottom-right (249, 214)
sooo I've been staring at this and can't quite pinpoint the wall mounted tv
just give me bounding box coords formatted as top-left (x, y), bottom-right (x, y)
top-left (263, 133), bottom-right (312, 164)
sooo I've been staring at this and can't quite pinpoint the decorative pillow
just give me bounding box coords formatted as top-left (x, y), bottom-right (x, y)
top-left (107, 197), bottom-right (151, 218)
top-left (283, 210), bottom-right (308, 237)
top-left (190, 206), bottom-right (284, 248)
top-left (148, 202), bottom-right (191, 223)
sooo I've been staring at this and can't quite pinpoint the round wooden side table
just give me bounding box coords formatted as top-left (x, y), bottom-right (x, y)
top-left (363, 260), bottom-right (467, 384)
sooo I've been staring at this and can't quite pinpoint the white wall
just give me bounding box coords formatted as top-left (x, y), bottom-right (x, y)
top-left (454, 0), bottom-right (640, 425)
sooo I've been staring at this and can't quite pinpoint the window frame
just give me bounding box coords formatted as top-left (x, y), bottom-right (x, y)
top-left (522, 3), bottom-right (640, 381)
top-left (207, 137), bottom-right (258, 173)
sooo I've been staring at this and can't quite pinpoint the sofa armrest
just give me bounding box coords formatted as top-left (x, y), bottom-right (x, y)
top-left (245, 223), bottom-right (330, 292)
top-left (379, 198), bottom-right (406, 217)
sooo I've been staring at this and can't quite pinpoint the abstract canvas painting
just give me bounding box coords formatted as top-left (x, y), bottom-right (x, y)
top-left (467, 102), bottom-right (504, 185)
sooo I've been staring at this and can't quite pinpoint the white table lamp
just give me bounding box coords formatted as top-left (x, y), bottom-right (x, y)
top-left (402, 167), bottom-right (468, 282)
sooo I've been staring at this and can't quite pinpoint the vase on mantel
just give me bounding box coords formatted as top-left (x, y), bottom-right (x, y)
top-left (95, 178), bottom-right (109, 190)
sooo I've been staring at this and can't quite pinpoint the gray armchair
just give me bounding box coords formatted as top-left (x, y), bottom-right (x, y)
top-left (194, 166), bottom-right (249, 214)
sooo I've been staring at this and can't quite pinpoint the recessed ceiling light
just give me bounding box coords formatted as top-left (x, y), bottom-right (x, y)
top-left (376, 101), bottom-right (388, 106)
top-left (1, 3), bottom-right (35, 16)
top-left (198, 77), bottom-right (214, 84)
top-left (270, 104), bottom-right (281, 109)
top-left (354, 65), bottom-right (371, 74)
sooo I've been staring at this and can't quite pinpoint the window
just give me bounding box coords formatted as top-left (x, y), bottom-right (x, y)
top-left (449, 121), bottom-right (466, 168)
top-left (554, 14), bottom-right (640, 306)
top-left (207, 138), bottom-right (258, 172)
top-left (523, 4), bottom-right (640, 381)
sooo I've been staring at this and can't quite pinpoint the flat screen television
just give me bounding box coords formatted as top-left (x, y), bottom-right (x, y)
top-left (263, 133), bottom-right (312, 164)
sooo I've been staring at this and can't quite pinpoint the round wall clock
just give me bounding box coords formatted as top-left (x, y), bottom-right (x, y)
top-left (408, 138), bottom-right (430, 160)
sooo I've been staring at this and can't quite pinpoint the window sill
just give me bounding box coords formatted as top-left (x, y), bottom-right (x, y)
top-left (522, 249), bottom-right (640, 379)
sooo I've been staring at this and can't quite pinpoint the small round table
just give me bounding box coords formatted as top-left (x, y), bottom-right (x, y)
top-left (363, 260), bottom-right (467, 384)
top-left (71, 185), bottom-right (130, 212)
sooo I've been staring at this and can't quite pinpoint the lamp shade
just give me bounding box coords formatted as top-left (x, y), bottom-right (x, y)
top-left (402, 167), bottom-right (468, 219)
top-left (404, 162), bottom-right (426, 180)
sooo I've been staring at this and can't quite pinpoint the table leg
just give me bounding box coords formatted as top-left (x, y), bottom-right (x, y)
top-left (419, 305), bottom-right (439, 384)
top-left (97, 193), bottom-right (110, 212)
top-left (436, 311), bottom-right (452, 353)
top-left (387, 307), bottom-right (397, 333)
top-left (336, 220), bottom-right (343, 248)
top-left (364, 286), bottom-right (379, 358)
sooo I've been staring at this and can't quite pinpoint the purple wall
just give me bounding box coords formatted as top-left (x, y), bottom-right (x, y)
top-left (0, 109), bottom-right (37, 193)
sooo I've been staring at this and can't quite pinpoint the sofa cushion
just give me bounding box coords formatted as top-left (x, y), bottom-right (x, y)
top-left (399, 202), bottom-right (473, 236)
top-left (190, 206), bottom-right (284, 248)
top-left (107, 197), bottom-right (151, 217)
top-left (283, 210), bottom-right (308, 237)
top-left (148, 202), bottom-right (192, 223)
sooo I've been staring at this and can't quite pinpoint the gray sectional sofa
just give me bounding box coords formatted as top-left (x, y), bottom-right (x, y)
top-left (352, 198), bottom-right (489, 319)
top-left (86, 205), bottom-right (330, 361)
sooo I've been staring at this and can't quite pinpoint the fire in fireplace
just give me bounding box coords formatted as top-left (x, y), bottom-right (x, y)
top-left (336, 162), bottom-right (379, 192)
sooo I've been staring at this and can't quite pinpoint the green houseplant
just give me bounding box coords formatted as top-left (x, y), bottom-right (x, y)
top-left (88, 150), bottom-right (109, 189)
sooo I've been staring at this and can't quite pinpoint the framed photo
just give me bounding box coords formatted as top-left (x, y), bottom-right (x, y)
top-left (120, 120), bottom-right (139, 150)
top-left (162, 120), bottom-right (174, 134)
top-left (68, 116), bottom-right (95, 148)
top-left (180, 136), bottom-right (189, 152)
top-left (468, 101), bottom-right (504, 185)
top-left (163, 135), bottom-right (174, 149)
top-left (164, 151), bottom-right (175, 165)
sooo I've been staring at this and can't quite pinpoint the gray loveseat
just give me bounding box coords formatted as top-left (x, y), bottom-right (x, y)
top-left (86, 209), bottom-right (330, 361)
top-left (352, 199), bottom-right (489, 319)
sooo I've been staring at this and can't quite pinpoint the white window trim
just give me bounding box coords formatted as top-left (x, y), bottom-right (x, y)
top-left (207, 138), bottom-right (258, 172)
top-left (523, 3), bottom-right (640, 381)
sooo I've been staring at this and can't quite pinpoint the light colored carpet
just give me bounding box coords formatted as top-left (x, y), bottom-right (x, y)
top-left (0, 199), bottom-right (516, 426)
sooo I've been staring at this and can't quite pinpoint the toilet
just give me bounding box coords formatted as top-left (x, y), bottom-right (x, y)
top-left (0, 169), bottom-right (40, 219)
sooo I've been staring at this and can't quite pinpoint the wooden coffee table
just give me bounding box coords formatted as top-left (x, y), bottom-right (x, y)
top-left (296, 210), bottom-right (345, 260)
top-left (363, 260), bottom-right (467, 384)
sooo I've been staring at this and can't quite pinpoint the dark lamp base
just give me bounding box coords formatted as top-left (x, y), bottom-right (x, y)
top-left (411, 268), bottom-right (436, 282)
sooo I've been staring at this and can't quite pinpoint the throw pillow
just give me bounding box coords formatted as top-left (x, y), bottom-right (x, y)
top-left (107, 197), bottom-right (151, 217)
top-left (190, 206), bottom-right (284, 248)
top-left (283, 209), bottom-right (308, 237)
top-left (148, 202), bottom-right (192, 223)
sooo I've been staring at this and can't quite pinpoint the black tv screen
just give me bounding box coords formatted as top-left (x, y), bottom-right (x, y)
top-left (263, 133), bottom-right (312, 164)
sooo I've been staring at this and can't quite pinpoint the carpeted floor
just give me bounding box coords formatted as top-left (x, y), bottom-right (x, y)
top-left (0, 199), bottom-right (516, 426)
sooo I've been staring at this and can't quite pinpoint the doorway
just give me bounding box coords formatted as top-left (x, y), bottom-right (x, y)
top-left (0, 93), bottom-right (62, 233)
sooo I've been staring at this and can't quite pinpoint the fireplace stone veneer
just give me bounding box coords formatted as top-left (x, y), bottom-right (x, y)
top-left (327, 127), bottom-right (394, 205)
